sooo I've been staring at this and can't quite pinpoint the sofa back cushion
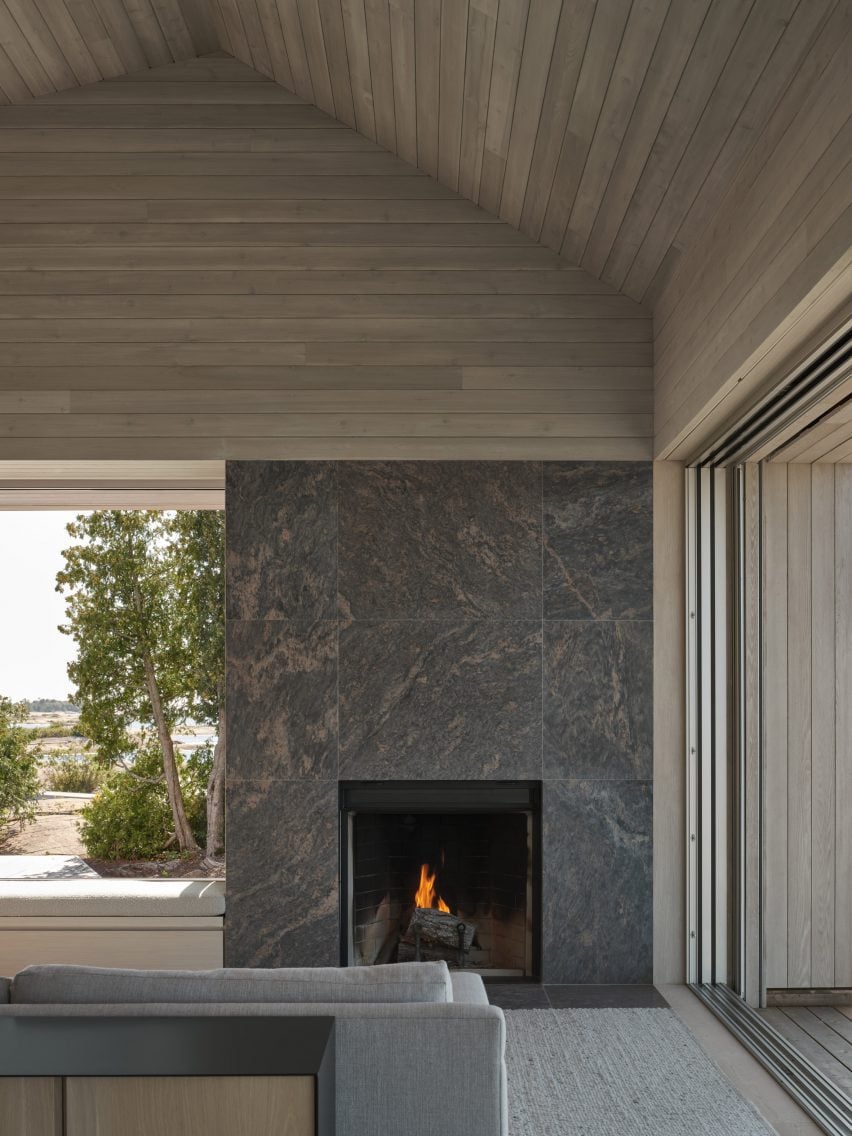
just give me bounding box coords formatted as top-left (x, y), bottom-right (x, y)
top-left (11, 961), bottom-right (453, 1005)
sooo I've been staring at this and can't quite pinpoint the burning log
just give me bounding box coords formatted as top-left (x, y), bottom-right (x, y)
top-left (405, 907), bottom-right (476, 953)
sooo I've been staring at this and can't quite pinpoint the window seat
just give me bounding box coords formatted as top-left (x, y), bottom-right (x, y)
top-left (0, 880), bottom-right (224, 974)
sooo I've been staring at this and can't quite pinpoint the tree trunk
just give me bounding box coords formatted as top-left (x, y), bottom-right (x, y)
top-left (205, 678), bottom-right (226, 860)
top-left (142, 650), bottom-right (198, 855)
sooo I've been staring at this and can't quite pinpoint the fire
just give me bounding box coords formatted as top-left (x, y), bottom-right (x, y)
top-left (414, 862), bottom-right (450, 913)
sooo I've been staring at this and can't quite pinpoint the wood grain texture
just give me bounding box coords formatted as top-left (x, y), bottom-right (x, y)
top-left (204, 0), bottom-right (844, 324)
top-left (763, 463), bottom-right (788, 990)
top-left (0, 923), bottom-right (224, 973)
top-left (0, 55), bottom-right (652, 462)
top-left (3, 2), bottom-right (845, 465)
top-left (654, 4), bottom-right (852, 458)
top-left (0, 1080), bottom-right (61, 1136)
top-left (65, 1076), bottom-right (314, 1136)
top-left (0, 1), bottom-right (216, 98)
top-left (652, 459), bottom-right (686, 985)
top-left (763, 462), bottom-right (852, 991)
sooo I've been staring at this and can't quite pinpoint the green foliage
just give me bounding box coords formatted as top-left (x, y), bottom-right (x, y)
top-left (27, 721), bottom-right (86, 740)
top-left (57, 510), bottom-right (225, 856)
top-left (0, 695), bottom-right (40, 827)
top-left (78, 741), bottom-right (207, 861)
top-left (43, 750), bottom-right (104, 794)
top-left (167, 512), bottom-right (225, 726)
top-left (57, 511), bottom-right (184, 764)
top-left (182, 742), bottom-right (214, 839)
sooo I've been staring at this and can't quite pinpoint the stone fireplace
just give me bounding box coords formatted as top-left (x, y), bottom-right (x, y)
top-left (341, 781), bottom-right (540, 976)
top-left (225, 460), bottom-right (653, 983)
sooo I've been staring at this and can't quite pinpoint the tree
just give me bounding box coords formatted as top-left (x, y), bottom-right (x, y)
top-left (166, 511), bottom-right (226, 859)
top-left (0, 695), bottom-right (39, 829)
top-left (57, 511), bottom-right (225, 857)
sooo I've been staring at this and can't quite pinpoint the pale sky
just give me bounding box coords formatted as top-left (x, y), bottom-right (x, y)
top-left (0, 512), bottom-right (80, 702)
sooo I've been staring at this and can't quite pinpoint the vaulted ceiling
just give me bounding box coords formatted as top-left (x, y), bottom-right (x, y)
top-left (0, 0), bottom-right (843, 307)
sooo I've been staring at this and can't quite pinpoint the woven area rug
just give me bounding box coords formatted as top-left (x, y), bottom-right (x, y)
top-left (506, 1009), bottom-right (775, 1136)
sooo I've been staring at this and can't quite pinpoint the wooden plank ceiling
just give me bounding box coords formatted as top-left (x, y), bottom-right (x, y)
top-left (0, 0), bottom-right (843, 310)
top-left (0, 2), bottom-right (217, 94)
top-left (209, 0), bottom-right (844, 307)
top-left (0, 53), bottom-right (652, 463)
top-left (771, 398), bottom-right (852, 463)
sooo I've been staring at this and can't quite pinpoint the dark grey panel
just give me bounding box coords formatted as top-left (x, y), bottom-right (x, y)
top-left (339, 620), bottom-right (542, 780)
top-left (225, 779), bottom-right (339, 967)
top-left (544, 984), bottom-right (668, 1008)
top-left (486, 983), bottom-right (551, 1010)
top-left (544, 621), bottom-right (653, 779)
top-left (227, 619), bottom-right (338, 780)
top-left (337, 461), bottom-right (542, 620)
top-left (542, 780), bottom-right (652, 984)
top-left (226, 461), bottom-right (337, 621)
top-left (543, 462), bottom-right (652, 620)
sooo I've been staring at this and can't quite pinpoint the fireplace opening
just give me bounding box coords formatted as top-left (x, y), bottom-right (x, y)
top-left (340, 782), bottom-right (540, 979)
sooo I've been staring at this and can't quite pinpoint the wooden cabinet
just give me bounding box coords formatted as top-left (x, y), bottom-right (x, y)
top-left (0, 1017), bottom-right (334, 1136)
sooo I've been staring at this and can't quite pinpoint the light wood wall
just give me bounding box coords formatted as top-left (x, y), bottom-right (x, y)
top-left (0, 53), bottom-right (652, 465)
top-left (763, 462), bottom-right (852, 989)
top-left (654, 6), bottom-right (852, 459)
top-left (653, 459), bottom-right (686, 985)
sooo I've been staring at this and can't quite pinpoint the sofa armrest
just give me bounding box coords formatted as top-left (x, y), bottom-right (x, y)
top-left (0, 1001), bottom-right (507, 1136)
top-left (450, 970), bottom-right (490, 1005)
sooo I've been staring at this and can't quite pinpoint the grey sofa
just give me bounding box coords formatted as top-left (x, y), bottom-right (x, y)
top-left (0, 961), bottom-right (507, 1136)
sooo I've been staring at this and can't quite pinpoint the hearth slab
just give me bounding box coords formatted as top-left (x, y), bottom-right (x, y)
top-left (544, 984), bottom-right (668, 1008)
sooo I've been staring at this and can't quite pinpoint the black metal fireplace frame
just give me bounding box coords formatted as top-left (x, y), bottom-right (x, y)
top-left (338, 780), bottom-right (542, 981)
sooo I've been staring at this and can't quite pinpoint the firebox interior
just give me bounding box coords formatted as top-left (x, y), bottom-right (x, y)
top-left (340, 782), bottom-right (540, 978)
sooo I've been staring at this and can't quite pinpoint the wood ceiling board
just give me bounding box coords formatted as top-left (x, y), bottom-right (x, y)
top-left (476, 0), bottom-right (528, 214)
top-left (560, 0), bottom-right (671, 267)
top-left (0, 1), bottom-right (222, 101)
top-left (5, 0), bottom-right (836, 334)
top-left (537, 0), bottom-right (632, 253)
top-left (0, 57), bottom-right (652, 462)
top-left (771, 402), bottom-right (852, 463)
top-left (518, 0), bottom-right (594, 240)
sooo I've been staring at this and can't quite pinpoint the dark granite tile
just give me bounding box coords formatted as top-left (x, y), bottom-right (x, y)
top-left (486, 983), bottom-right (551, 1010)
top-left (339, 620), bottom-right (542, 780)
top-left (544, 621), bottom-right (652, 779)
top-left (337, 461), bottom-right (542, 620)
top-left (227, 620), bottom-right (337, 780)
top-left (542, 780), bottom-right (652, 984)
top-left (543, 462), bottom-right (652, 620)
top-left (544, 984), bottom-right (668, 1008)
top-left (225, 779), bottom-right (339, 967)
top-left (226, 461), bottom-right (336, 621)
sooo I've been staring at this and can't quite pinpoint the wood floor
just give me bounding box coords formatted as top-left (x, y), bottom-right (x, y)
top-left (758, 1004), bottom-right (852, 1099)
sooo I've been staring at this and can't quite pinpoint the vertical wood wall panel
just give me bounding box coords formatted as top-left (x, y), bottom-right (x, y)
top-left (763, 463), bottom-right (788, 988)
top-left (763, 462), bottom-right (852, 990)
top-left (836, 467), bottom-right (852, 985)
top-left (810, 464), bottom-right (835, 986)
top-left (786, 464), bottom-right (812, 989)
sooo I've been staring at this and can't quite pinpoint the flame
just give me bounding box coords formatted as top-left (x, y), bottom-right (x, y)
top-left (414, 862), bottom-right (450, 913)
